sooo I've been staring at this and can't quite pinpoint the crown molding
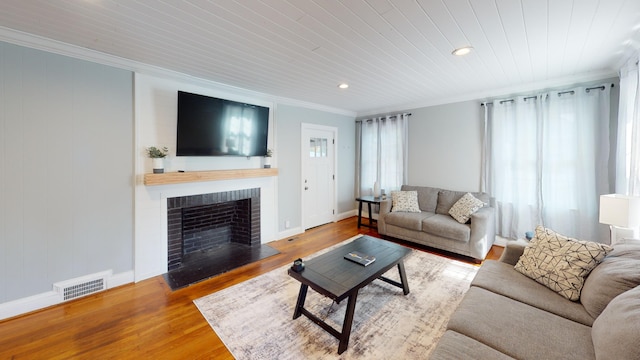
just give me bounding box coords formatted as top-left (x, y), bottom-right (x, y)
top-left (0, 26), bottom-right (356, 118)
top-left (357, 70), bottom-right (619, 118)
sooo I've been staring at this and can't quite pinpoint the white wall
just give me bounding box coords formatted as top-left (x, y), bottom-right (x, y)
top-left (0, 42), bottom-right (134, 313)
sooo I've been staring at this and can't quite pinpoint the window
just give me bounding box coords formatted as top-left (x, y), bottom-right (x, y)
top-left (356, 114), bottom-right (409, 196)
top-left (484, 85), bottom-right (611, 241)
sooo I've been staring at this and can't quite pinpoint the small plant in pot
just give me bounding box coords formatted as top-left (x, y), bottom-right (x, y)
top-left (264, 149), bottom-right (273, 168)
top-left (146, 146), bottom-right (169, 173)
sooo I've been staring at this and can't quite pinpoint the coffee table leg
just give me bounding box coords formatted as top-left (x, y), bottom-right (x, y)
top-left (397, 262), bottom-right (410, 295)
top-left (293, 284), bottom-right (308, 319)
top-left (338, 290), bottom-right (359, 354)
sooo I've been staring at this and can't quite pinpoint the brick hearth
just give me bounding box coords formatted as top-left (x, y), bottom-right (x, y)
top-left (166, 188), bottom-right (260, 271)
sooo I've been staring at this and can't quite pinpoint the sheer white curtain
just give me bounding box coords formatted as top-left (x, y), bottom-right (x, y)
top-left (484, 85), bottom-right (611, 241)
top-left (356, 114), bottom-right (409, 196)
top-left (484, 96), bottom-right (542, 239)
top-left (616, 54), bottom-right (640, 195)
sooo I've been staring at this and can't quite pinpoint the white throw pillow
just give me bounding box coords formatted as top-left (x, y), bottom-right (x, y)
top-left (514, 225), bottom-right (612, 301)
top-left (448, 192), bottom-right (484, 223)
top-left (391, 191), bottom-right (421, 213)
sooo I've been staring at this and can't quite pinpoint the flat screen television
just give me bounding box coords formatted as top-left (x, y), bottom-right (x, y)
top-left (176, 91), bottom-right (269, 156)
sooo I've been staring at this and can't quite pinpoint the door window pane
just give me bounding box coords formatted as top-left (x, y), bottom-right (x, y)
top-left (309, 137), bottom-right (328, 158)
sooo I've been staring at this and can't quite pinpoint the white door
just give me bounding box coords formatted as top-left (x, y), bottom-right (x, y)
top-left (302, 124), bottom-right (336, 229)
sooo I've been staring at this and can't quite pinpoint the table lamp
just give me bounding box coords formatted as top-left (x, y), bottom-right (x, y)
top-left (599, 194), bottom-right (640, 245)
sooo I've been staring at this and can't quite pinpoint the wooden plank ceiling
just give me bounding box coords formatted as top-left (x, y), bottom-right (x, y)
top-left (0, 0), bottom-right (638, 114)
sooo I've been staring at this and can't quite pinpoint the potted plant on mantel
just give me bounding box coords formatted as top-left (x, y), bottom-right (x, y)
top-left (146, 146), bottom-right (169, 173)
top-left (263, 149), bottom-right (273, 169)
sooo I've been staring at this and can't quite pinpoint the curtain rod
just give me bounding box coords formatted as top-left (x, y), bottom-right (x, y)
top-left (356, 113), bottom-right (412, 122)
top-left (480, 84), bottom-right (614, 106)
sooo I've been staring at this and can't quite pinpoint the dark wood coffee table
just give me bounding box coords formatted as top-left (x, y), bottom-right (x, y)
top-left (287, 235), bottom-right (411, 354)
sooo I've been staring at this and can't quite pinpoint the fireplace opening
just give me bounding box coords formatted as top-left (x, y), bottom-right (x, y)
top-left (163, 188), bottom-right (279, 290)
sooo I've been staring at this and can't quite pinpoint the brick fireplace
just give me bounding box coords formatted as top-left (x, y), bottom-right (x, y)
top-left (166, 188), bottom-right (260, 271)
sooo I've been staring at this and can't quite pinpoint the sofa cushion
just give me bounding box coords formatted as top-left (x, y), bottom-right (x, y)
top-left (436, 189), bottom-right (489, 215)
top-left (430, 331), bottom-right (515, 360)
top-left (384, 211), bottom-right (434, 231)
top-left (472, 260), bottom-right (595, 326)
top-left (390, 190), bottom-right (421, 213)
top-left (422, 214), bottom-right (470, 242)
top-left (401, 185), bottom-right (439, 212)
top-left (449, 192), bottom-right (485, 223)
top-left (447, 287), bottom-right (595, 360)
top-left (580, 242), bottom-right (640, 318)
top-left (514, 225), bottom-right (612, 301)
top-left (435, 190), bottom-right (466, 215)
top-left (591, 286), bottom-right (640, 360)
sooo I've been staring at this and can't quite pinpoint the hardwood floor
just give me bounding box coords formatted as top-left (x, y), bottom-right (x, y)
top-left (0, 217), bottom-right (502, 359)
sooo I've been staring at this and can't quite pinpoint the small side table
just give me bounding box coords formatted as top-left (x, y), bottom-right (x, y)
top-left (355, 195), bottom-right (382, 229)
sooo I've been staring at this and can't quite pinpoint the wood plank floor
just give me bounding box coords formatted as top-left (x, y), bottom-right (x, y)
top-left (0, 217), bottom-right (503, 359)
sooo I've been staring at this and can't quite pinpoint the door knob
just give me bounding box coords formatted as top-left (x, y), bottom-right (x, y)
top-left (304, 187), bottom-right (309, 190)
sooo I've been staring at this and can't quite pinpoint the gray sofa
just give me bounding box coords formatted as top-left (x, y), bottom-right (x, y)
top-left (430, 240), bottom-right (640, 360)
top-left (378, 185), bottom-right (495, 261)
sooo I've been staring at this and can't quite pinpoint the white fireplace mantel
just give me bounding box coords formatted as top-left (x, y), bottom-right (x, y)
top-left (135, 173), bottom-right (278, 282)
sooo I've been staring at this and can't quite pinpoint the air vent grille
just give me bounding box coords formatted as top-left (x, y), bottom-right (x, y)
top-left (53, 271), bottom-right (111, 301)
top-left (62, 279), bottom-right (105, 300)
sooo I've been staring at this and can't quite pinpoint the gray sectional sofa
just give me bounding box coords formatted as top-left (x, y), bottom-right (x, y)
top-left (430, 240), bottom-right (640, 360)
top-left (377, 185), bottom-right (495, 261)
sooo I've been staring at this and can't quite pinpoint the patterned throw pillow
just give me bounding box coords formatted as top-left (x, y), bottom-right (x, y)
top-left (448, 192), bottom-right (485, 223)
top-left (391, 191), bottom-right (421, 213)
top-left (514, 226), bottom-right (613, 301)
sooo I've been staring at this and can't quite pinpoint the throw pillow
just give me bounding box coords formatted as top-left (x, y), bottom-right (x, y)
top-left (591, 286), bottom-right (640, 360)
top-left (436, 189), bottom-right (490, 215)
top-left (391, 191), bottom-right (421, 213)
top-left (401, 185), bottom-right (439, 213)
top-left (448, 192), bottom-right (485, 223)
top-left (514, 225), bottom-right (613, 301)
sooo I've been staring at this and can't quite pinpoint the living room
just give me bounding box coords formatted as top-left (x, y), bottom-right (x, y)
top-left (1, 1), bottom-right (640, 358)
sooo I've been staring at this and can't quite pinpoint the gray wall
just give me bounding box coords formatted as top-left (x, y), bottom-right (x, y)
top-left (276, 104), bottom-right (356, 232)
top-left (0, 42), bottom-right (134, 302)
top-left (356, 101), bottom-right (484, 192)
top-left (406, 100), bottom-right (484, 191)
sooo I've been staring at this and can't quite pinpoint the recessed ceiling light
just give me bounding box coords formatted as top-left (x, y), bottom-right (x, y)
top-left (452, 46), bottom-right (473, 56)
top-left (338, 83), bottom-right (349, 89)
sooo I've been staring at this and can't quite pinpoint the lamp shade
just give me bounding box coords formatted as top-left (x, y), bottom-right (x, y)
top-left (599, 194), bottom-right (640, 228)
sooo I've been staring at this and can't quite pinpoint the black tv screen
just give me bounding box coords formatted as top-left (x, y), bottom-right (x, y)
top-left (176, 91), bottom-right (269, 156)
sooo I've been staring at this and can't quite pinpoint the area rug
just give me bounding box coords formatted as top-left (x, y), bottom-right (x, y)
top-left (194, 235), bottom-right (478, 359)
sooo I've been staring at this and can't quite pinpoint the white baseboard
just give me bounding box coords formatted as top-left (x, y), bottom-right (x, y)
top-left (276, 210), bottom-right (357, 241)
top-left (0, 291), bottom-right (62, 321)
top-left (361, 211), bottom-right (379, 221)
top-left (108, 270), bottom-right (135, 288)
top-left (336, 209), bottom-right (357, 221)
top-left (0, 270), bottom-right (133, 321)
top-left (494, 235), bottom-right (508, 247)
top-left (277, 227), bottom-right (304, 240)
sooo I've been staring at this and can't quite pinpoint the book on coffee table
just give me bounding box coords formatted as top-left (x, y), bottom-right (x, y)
top-left (344, 251), bottom-right (376, 266)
